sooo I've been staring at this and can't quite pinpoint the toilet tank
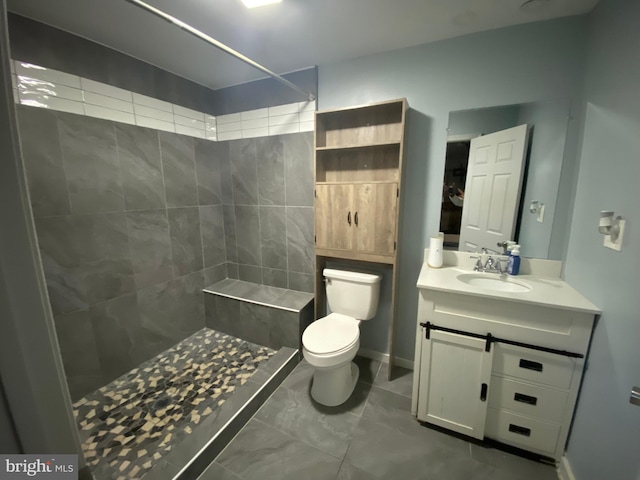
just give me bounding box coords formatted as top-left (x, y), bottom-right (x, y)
top-left (324, 268), bottom-right (382, 320)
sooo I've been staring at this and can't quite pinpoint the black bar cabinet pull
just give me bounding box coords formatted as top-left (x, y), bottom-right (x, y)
top-left (480, 383), bottom-right (488, 401)
top-left (519, 359), bottom-right (543, 372)
top-left (508, 424), bottom-right (531, 437)
top-left (514, 392), bottom-right (538, 406)
top-left (347, 211), bottom-right (351, 225)
top-left (417, 322), bottom-right (584, 359)
top-left (354, 211), bottom-right (359, 226)
top-left (423, 322), bottom-right (431, 339)
top-left (485, 333), bottom-right (493, 352)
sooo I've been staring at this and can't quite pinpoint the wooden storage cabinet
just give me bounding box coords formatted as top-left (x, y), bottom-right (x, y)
top-left (315, 182), bottom-right (398, 255)
top-left (412, 290), bottom-right (595, 462)
top-left (314, 99), bottom-right (407, 376)
top-left (314, 99), bottom-right (406, 262)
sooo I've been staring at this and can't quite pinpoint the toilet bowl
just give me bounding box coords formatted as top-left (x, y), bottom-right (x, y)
top-left (302, 313), bottom-right (361, 406)
top-left (302, 269), bottom-right (381, 406)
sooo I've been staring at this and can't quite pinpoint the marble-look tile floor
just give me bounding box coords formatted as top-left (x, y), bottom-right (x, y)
top-left (73, 328), bottom-right (275, 480)
top-left (204, 357), bottom-right (559, 480)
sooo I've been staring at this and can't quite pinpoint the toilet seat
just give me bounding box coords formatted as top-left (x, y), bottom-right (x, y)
top-left (302, 313), bottom-right (359, 355)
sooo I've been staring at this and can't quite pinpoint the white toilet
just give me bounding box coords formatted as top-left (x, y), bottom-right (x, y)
top-left (302, 268), bottom-right (382, 406)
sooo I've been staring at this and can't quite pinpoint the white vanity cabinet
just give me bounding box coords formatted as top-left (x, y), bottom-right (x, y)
top-left (416, 329), bottom-right (493, 440)
top-left (412, 287), bottom-right (597, 462)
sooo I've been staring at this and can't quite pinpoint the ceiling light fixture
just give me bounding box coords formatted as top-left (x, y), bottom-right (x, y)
top-left (241, 0), bottom-right (282, 8)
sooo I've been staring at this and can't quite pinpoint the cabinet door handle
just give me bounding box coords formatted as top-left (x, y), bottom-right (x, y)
top-left (480, 383), bottom-right (488, 401)
top-left (347, 211), bottom-right (351, 225)
top-left (508, 424), bottom-right (531, 437)
top-left (514, 392), bottom-right (538, 406)
top-left (354, 211), bottom-right (359, 226)
top-left (519, 359), bottom-right (543, 372)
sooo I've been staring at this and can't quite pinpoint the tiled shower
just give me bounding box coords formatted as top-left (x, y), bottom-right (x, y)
top-left (18, 101), bottom-right (314, 395)
top-left (17, 96), bottom-right (314, 476)
top-left (17, 99), bottom-right (313, 478)
top-left (10, 9), bottom-right (316, 477)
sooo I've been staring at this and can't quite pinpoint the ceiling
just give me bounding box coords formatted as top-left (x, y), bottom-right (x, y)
top-left (7, 0), bottom-right (598, 90)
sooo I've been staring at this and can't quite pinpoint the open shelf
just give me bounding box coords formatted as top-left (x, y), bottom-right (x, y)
top-left (316, 142), bottom-right (400, 183)
top-left (316, 141), bottom-right (401, 152)
top-left (316, 100), bottom-right (404, 148)
top-left (316, 180), bottom-right (398, 185)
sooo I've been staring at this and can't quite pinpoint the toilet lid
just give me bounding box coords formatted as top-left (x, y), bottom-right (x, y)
top-left (303, 313), bottom-right (359, 354)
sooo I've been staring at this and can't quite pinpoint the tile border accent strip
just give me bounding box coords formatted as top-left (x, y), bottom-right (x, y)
top-left (11, 60), bottom-right (315, 142)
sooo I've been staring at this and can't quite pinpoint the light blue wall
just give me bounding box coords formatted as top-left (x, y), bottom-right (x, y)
top-left (516, 101), bottom-right (570, 259)
top-left (318, 17), bottom-right (587, 361)
top-left (448, 105), bottom-right (520, 136)
top-left (564, 0), bottom-right (640, 478)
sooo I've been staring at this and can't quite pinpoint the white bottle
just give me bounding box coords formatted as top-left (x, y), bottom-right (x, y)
top-left (507, 245), bottom-right (521, 275)
top-left (428, 233), bottom-right (444, 268)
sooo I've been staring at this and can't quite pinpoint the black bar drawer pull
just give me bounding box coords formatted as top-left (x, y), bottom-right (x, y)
top-left (519, 359), bottom-right (543, 372)
top-left (480, 383), bottom-right (488, 402)
top-left (508, 424), bottom-right (531, 437)
top-left (514, 392), bottom-right (538, 405)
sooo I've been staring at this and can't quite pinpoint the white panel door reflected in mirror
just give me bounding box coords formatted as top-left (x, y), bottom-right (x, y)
top-left (439, 101), bottom-right (571, 259)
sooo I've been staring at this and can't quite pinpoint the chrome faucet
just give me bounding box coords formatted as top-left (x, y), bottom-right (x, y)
top-left (484, 256), bottom-right (503, 273)
top-left (470, 254), bottom-right (506, 274)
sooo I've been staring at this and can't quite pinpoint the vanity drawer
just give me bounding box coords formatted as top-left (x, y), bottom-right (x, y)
top-left (485, 408), bottom-right (561, 456)
top-left (492, 344), bottom-right (575, 389)
top-left (488, 376), bottom-right (569, 423)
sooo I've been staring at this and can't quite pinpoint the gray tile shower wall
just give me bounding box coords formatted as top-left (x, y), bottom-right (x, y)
top-left (8, 13), bottom-right (218, 115)
top-left (8, 15), bottom-right (317, 117)
top-left (16, 105), bottom-right (227, 400)
top-left (222, 132), bottom-right (315, 293)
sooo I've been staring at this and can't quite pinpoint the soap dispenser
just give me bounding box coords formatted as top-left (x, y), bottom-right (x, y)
top-left (507, 245), bottom-right (521, 275)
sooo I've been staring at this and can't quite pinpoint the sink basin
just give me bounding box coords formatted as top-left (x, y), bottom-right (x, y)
top-left (456, 273), bottom-right (531, 293)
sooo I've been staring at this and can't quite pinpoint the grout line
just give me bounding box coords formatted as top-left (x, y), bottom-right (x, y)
top-left (192, 138), bottom-right (208, 275)
top-left (113, 122), bottom-right (140, 298)
top-left (372, 358), bottom-right (383, 384)
top-left (283, 138), bottom-right (291, 290)
top-left (157, 132), bottom-right (178, 280)
top-left (254, 144), bottom-right (264, 286)
top-left (49, 109), bottom-right (74, 217)
top-left (250, 408), bottom-right (348, 462)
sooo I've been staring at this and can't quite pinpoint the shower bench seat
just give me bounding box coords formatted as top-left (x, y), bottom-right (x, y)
top-left (203, 279), bottom-right (314, 351)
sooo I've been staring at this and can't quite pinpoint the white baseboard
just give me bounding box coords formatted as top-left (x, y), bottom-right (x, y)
top-left (357, 348), bottom-right (414, 370)
top-left (557, 456), bottom-right (575, 480)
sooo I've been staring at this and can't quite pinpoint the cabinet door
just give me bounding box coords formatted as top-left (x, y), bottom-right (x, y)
top-left (353, 182), bottom-right (398, 254)
top-left (315, 184), bottom-right (354, 250)
top-left (417, 330), bottom-right (493, 439)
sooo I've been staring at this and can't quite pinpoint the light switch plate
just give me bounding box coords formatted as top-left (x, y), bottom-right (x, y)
top-left (604, 219), bottom-right (625, 251)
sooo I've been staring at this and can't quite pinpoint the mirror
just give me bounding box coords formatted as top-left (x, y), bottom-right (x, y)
top-left (439, 100), bottom-right (571, 259)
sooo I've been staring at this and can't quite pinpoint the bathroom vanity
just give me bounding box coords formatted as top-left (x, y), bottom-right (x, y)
top-left (411, 251), bottom-right (600, 462)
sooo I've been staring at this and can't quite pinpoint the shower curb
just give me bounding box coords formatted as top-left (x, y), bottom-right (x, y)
top-left (141, 347), bottom-right (300, 480)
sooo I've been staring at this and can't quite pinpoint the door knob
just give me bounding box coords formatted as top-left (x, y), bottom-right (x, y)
top-left (631, 386), bottom-right (640, 406)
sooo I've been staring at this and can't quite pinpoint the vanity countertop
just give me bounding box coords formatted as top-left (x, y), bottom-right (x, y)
top-left (417, 262), bottom-right (601, 315)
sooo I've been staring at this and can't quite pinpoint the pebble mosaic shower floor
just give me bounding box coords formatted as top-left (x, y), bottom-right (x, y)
top-left (73, 328), bottom-right (275, 479)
